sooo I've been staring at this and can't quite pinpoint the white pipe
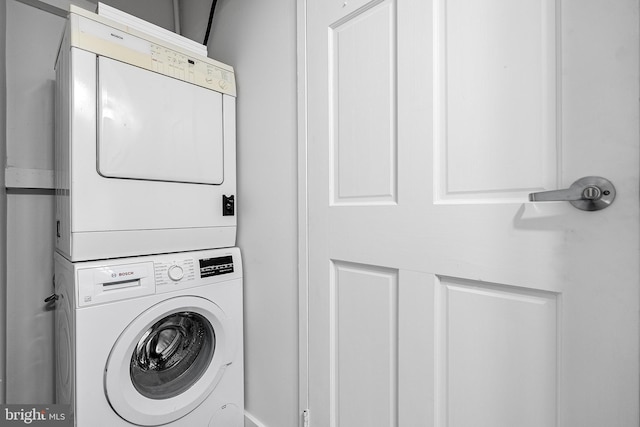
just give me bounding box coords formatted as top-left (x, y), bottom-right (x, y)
top-left (173, 0), bottom-right (181, 35)
top-left (0, 0), bottom-right (7, 405)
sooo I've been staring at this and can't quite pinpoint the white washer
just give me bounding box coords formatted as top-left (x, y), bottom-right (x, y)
top-left (54, 248), bottom-right (244, 426)
top-left (55, 5), bottom-right (237, 261)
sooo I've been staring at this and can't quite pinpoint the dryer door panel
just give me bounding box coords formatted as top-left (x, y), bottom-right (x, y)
top-left (97, 56), bottom-right (224, 185)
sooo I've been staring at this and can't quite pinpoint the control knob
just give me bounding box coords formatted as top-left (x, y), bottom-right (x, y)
top-left (168, 265), bottom-right (184, 282)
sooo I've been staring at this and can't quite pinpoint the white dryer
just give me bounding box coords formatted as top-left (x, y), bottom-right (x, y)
top-left (54, 248), bottom-right (244, 426)
top-left (55, 5), bottom-right (237, 261)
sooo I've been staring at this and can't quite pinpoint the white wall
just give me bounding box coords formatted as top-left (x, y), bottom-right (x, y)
top-left (100, 0), bottom-right (176, 31)
top-left (2, 0), bottom-right (176, 404)
top-left (181, 1), bottom-right (300, 426)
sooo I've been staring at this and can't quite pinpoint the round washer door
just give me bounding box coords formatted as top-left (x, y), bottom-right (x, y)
top-left (105, 296), bottom-right (235, 426)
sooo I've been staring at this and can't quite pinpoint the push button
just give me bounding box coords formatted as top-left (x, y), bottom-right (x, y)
top-left (223, 195), bottom-right (235, 216)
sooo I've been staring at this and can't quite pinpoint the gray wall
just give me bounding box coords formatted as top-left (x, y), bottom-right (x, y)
top-left (2, 0), bottom-right (176, 404)
top-left (181, 1), bottom-right (300, 426)
top-left (4, 0), bottom-right (64, 403)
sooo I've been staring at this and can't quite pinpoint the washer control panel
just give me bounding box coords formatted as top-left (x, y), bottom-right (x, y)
top-left (154, 250), bottom-right (238, 294)
top-left (199, 255), bottom-right (234, 278)
top-left (71, 248), bottom-right (241, 305)
top-left (155, 257), bottom-right (197, 289)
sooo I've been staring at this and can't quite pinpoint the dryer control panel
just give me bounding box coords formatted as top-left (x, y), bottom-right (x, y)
top-left (68, 6), bottom-right (236, 96)
top-left (150, 44), bottom-right (234, 93)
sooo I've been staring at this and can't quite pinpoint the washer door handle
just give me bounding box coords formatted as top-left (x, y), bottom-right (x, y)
top-left (528, 176), bottom-right (616, 211)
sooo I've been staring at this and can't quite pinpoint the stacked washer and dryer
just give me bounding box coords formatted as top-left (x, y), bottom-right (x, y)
top-left (52, 4), bottom-right (243, 426)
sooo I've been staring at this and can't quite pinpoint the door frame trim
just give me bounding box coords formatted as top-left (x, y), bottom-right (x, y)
top-left (297, 0), bottom-right (310, 423)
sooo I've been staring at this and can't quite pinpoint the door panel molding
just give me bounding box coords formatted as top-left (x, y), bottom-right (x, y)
top-left (434, 0), bottom-right (558, 203)
top-left (329, 0), bottom-right (398, 206)
top-left (435, 276), bottom-right (560, 427)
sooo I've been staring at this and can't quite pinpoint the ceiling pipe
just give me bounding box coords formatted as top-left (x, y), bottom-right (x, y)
top-left (173, 0), bottom-right (181, 35)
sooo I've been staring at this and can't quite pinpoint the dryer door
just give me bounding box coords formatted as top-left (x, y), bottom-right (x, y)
top-left (97, 56), bottom-right (224, 185)
top-left (104, 296), bottom-right (234, 426)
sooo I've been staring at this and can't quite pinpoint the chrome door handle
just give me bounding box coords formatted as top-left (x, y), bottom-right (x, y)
top-left (528, 176), bottom-right (616, 211)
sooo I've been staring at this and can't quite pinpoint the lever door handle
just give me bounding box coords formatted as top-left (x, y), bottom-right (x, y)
top-left (528, 176), bottom-right (615, 211)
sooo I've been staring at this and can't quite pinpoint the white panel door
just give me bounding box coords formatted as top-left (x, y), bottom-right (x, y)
top-left (304, 0), bottom-right (639, 426)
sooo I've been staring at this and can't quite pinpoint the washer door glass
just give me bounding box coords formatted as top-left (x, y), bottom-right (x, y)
top-left (130, 312), bottom-right (215, 400)
top-left (104, 296), bottom-right (234, 426)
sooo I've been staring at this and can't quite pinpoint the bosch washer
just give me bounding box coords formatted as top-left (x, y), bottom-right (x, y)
top-left (54, 247), bottom-right (244, 426)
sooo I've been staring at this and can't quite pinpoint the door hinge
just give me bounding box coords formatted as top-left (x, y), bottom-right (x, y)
top-left (302, 409), bottom-right (310, 427)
